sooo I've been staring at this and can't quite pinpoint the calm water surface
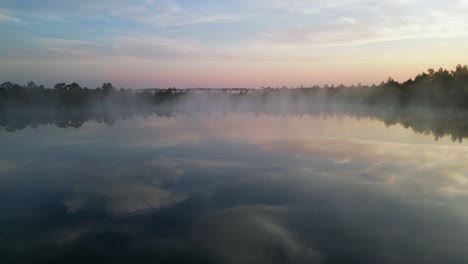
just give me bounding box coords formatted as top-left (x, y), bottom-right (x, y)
top-left (1, 114), bottom-right (468, 263)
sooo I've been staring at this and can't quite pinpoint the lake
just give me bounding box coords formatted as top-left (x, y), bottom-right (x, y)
top-left (1, 113), bottom-right (468, 263)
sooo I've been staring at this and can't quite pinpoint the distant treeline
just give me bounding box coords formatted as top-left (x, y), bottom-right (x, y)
top-left (1, 64), bottom-right (468, 109)
top-left (0, 82), bottom-right (185, 108)
top-left (2, 65), bottom-right (468, 141)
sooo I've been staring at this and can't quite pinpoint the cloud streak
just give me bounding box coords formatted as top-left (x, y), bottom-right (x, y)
top-left (0, 0), bottom-right (243, 27)
top-left (1, 0), bottom-right (468, 86)
top-left (260, 3), bottom-right (468, 47)
top-left (0, 8), bottom-right (23, 24)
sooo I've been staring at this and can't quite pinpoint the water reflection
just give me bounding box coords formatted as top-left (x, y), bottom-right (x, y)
top-left (3, 105), bottom-right (468, 142)
top-left (1, 114), bottom-right (468, 263)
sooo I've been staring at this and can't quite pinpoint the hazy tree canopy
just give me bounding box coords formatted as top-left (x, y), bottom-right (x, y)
top-left (102, 82), bottom-right (115, 93)
top-left (3, 66), bottom-right (468, 142)
top-left (1, 65), bottom-right (468, 110)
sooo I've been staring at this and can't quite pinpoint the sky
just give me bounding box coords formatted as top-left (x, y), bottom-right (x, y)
top-left (1, 0), bottom-right (468, 88)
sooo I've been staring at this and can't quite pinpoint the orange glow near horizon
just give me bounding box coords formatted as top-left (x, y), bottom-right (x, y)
top-left (1, 1), bottom-right (468, 88)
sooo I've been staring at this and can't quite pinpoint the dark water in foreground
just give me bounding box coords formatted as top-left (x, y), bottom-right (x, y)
top-left (1, 114), bottom-right (468, 263)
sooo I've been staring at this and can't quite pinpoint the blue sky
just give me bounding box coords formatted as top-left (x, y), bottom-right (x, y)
top-left (1, 0), bottom-right (468, 88)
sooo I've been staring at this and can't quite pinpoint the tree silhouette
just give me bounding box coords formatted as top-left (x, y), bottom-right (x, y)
top-left (2, 65), bottom-right (468, 140)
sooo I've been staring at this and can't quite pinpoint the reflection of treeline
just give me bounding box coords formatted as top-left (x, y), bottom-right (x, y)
top-left (2, 102), bottom-right (468, 142)
top-left (2, 65), bottom-right (468, 141)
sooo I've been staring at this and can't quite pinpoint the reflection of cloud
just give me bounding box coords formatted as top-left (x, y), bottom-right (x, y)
top-left (0, 159), bottom-right (20, 192)
top-left (148, 157), bottom-right (247, 170)
top-left (64, 182), bottom-right (187, 214)
top-left (193, 206), bottom-right (324, 264)
top-left (257, 136), bottom-right (468, 205)
top-left (0, 159), bottom-right (18, 173)
top-left (4, 114), bottom-right (468, 262)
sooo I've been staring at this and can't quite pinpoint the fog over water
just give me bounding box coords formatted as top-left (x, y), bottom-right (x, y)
top-left (2, 0), bottom-right (468, 262)
top-left (1, 113), bottom-right (468, 263)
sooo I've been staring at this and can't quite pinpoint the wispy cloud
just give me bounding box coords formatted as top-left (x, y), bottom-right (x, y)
top-left (0, 0), bottom-right (243, 27)
top-left (0, 8), bottom-right (24, 24)
top-left (259, 6), bottom-right (468, 47)
top-left (0, 36), bottom-right (203, 63)
top-left (114, 36), bottom-right (204, 60)
top-left (1, 35), bottom-right (276, 65)
top-left (267, 0), bottom-right (364, 14)
top-left (143, 13), bottom-right (244, 27)
top-left (1, 0), bottom-right (468, 86)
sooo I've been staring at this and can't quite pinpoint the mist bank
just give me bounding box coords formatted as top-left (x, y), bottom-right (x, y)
top-left (2, 65), bottom-right (468, 109)
top-left (2, 103), bottom-right (468, 143)
top-left (2, 65), bottom-right (468, 141)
